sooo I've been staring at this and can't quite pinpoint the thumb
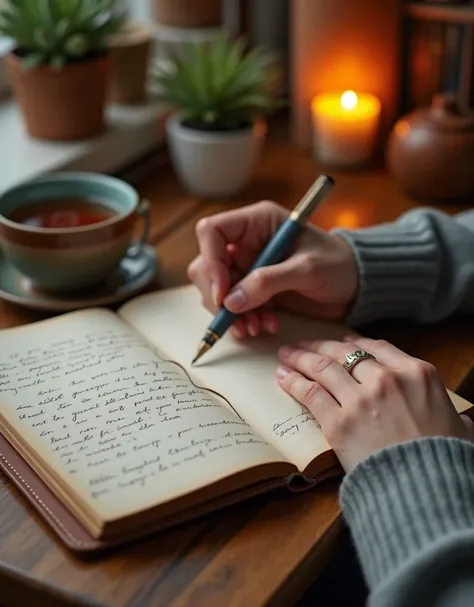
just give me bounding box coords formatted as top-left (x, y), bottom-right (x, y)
top-left (223, 257), bottom-right (304, 313)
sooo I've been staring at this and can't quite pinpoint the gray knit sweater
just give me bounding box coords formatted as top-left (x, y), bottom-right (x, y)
top-left (332, 208), bottom-right (474, 606)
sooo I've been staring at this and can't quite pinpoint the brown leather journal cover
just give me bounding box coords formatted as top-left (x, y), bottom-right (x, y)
top-left (0, 433), bottom-right (287, 556)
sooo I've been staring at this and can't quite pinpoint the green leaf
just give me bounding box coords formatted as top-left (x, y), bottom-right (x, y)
top-left (152, 34), bottom-right (280, 127)
top-left (23, 0), bottom-right (42, 22)
top-left (21, 51), bottom-right (46, 70)
top-left (65, 33), bottom-right (89, 55)
top-left (55, 17), bottom-right (71, 37)
top-left (1, 0), bottom-right (123, 67)
top-left (0, 9), bottom-right (16, 30)
top-left (50, 53), bottom-right (66, 70)
top-left (39, 0), bottom-right (58, 26)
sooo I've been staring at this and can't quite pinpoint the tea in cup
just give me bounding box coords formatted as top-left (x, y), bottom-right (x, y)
top-left (0, 172), bottom-right (150, 291)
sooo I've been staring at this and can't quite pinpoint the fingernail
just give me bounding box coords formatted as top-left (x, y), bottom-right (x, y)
top-left (211, 282), bottom-right (220, 307)
top-left (278, 345), bottom-right (293, 357)
top-left (224, 288), bottom-right (246, 312)
top-left (248, 323), bottom-right (258, 337)
top-left (231, 326), bottom-right (245, 339)
top-left (276, 366), bottom-right (289, 379)
top-left (343, 334), bottom-right (356, 342)
top-left (297, 340), bottom-right (312, 349)
top-left (263, 318), bottom-right (278, 334)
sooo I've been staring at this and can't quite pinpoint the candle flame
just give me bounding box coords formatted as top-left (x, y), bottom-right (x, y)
top-left (340, 90), bottom-right (358, 111)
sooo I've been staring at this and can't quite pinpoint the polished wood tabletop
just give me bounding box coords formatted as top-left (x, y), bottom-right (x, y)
top-left (1, 122), bottom-right (473, 607)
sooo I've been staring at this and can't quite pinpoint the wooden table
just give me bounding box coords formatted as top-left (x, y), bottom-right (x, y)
top-left (1, 122), bottom-right (474, 607)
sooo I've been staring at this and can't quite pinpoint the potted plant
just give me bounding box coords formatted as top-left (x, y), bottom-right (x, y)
top-left (155, 0), bottom-right (221, 28)
top-left (155, 34), bottom-right (281, 198)
top-left (0, 0), bottom-right (125, 141)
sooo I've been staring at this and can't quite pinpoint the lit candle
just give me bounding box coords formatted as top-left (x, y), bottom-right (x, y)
top-left (311, 90), bottom-right (381, 167)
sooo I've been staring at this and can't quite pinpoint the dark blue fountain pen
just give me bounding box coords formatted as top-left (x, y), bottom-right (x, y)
top-left (191, 174), bottom-right (335, 364)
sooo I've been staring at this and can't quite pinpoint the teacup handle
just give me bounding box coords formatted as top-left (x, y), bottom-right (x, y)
top-left (127, 199), bottom-right (151, 258)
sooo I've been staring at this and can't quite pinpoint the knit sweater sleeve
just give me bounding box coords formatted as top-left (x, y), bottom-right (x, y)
top-left (340, 437), bottom-right (474, 607)
top-left (332, 208), bottom-right (474, 325)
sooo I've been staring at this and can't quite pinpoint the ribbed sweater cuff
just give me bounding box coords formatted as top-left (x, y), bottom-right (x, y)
top-left (333, 220), bottom-right (440, 325)
top-left (340, 437), bottom-right (474, 588)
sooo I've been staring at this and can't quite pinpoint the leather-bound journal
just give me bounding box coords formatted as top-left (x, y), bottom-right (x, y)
top-left (0, 285), bottom-right (471, 555)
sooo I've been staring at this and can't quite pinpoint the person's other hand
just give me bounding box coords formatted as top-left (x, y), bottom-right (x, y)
top-left (187, 201), bottom-right (358, 339)
top-left (276, 336), bottom-right (474, 471)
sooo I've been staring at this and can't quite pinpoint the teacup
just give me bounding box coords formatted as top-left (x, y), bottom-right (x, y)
top-left (0, 172), bottom-right (150, 292)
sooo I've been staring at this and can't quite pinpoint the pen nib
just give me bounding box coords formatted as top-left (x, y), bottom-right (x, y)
top-left (191, 341), bottom-right (211, 366)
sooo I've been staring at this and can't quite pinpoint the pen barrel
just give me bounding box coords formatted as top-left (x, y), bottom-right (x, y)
top-left (247, 218), bottom-right (303, 271)
top-left (208, 219), bottom-right (303, 337)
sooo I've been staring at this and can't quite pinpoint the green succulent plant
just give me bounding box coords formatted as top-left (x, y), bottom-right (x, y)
top-left (154, 34), bottom-right (283, 130)
top-left (0, 0), bottom-right (125, 71)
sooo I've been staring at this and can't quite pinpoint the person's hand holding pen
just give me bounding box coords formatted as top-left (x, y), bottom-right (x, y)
top-left (188, 195), bottom-right (358, 341)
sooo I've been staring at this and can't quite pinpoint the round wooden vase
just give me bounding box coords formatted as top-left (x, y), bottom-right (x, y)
top-left (6, 52), bottom-right (108, 141)
top-left (155, 0), bottom-right (221, 27)
top-left (108, 23), bottom-right (152, 104)
top-left (387, 94), bottom-right (474, 201)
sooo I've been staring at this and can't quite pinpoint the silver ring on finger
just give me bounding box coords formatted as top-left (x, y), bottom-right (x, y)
top-left (343, 349), bottom-right (376, 376)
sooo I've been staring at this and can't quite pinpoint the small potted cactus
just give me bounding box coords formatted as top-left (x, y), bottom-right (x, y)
top-left (0, 0), bottom-right (125, 141)
top-left (155, 35), bottom-right (281, 198)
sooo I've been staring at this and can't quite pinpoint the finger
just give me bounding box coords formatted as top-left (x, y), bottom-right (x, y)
top-left (196, 201), bottom-right (285, 264)
top-left (226, 242), bottom-right (261, 273)
top-left (196, 209), bottom-right (250, 261)
top-left (230, 319), bottom-right (247, 339)
top-left (244, 311), bottom-right (260, 337)
top-left (278, 346), bottom-right (358, 402)
top-left (276, 366), bottom-right (340, 428)
top-left (233, 310), bottom-right (279, 338)
top-left (259, 310), bottom-right (279, 334)
top-left (230, 267), bottom-right (243, 289)
top-left (206, 258), bottom-right (232, 307)
top-left (187, 255), bottom-right (230, 309)
top-left (223, 254), bottom-right (310, 314)
top-left (195, 213), bottom-right (247, 304)
top-left (343, 335), bottom-right (411, 368)
top-left (297, 339), bottom-right (381, 383)
top-left (187, 256), bottom-right (217, 312)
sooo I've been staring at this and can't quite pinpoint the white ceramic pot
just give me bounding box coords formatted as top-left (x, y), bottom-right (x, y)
top-left (166, 114), bottom-right (267, 198)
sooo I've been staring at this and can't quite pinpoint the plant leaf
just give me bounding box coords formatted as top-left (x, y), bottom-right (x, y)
top-left (21, 51), bottom-right (46, 69)
top-left (1, 0), bottom-right (123, 67)
top-left (50, 53), bottom-right (66, 70)
top-left (153, 33), bottom-right (280, 127)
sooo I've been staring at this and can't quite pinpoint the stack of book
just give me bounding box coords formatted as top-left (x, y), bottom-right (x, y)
top-left (403, 2), bottom-right (474, 110)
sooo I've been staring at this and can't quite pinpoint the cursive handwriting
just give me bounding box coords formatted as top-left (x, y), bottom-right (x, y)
top-left (272, 407), bottom-right (321, 438)
top-left (0, 312), bottom-right (278, 512)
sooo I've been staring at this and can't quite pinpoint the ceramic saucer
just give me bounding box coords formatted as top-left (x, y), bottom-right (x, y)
top-left (0, 244), bottom-right (159, 312)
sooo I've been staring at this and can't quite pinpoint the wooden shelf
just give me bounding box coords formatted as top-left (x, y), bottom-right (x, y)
top-left (404, 2), bottom-right (474, 24)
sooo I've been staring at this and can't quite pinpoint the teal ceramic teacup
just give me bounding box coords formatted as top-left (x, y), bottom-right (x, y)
top-left (0, 172), bottom-right (150, 292)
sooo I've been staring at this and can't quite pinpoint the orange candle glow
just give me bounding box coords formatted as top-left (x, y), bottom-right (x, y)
top-left (311, 90), bottom-right (381, 167)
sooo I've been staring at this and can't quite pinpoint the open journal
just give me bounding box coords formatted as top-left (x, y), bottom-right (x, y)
top-left (0, 285), bottom-right (472, 554)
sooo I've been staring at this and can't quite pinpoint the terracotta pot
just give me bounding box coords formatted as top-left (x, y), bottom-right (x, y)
top-left (155, 0), bottom-right (221, 28)
top-left (107, 23), bottom-right (152, 104)
top-left (6, 52), bottom-right (109, 141)
top-left (386, 93), bottom-right (474, 201)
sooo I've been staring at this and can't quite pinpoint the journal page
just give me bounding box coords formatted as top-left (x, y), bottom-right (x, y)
top-left (120, 285), bottom-right (349, 471)
top-left (0, 309), bottom-right (286, 536)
